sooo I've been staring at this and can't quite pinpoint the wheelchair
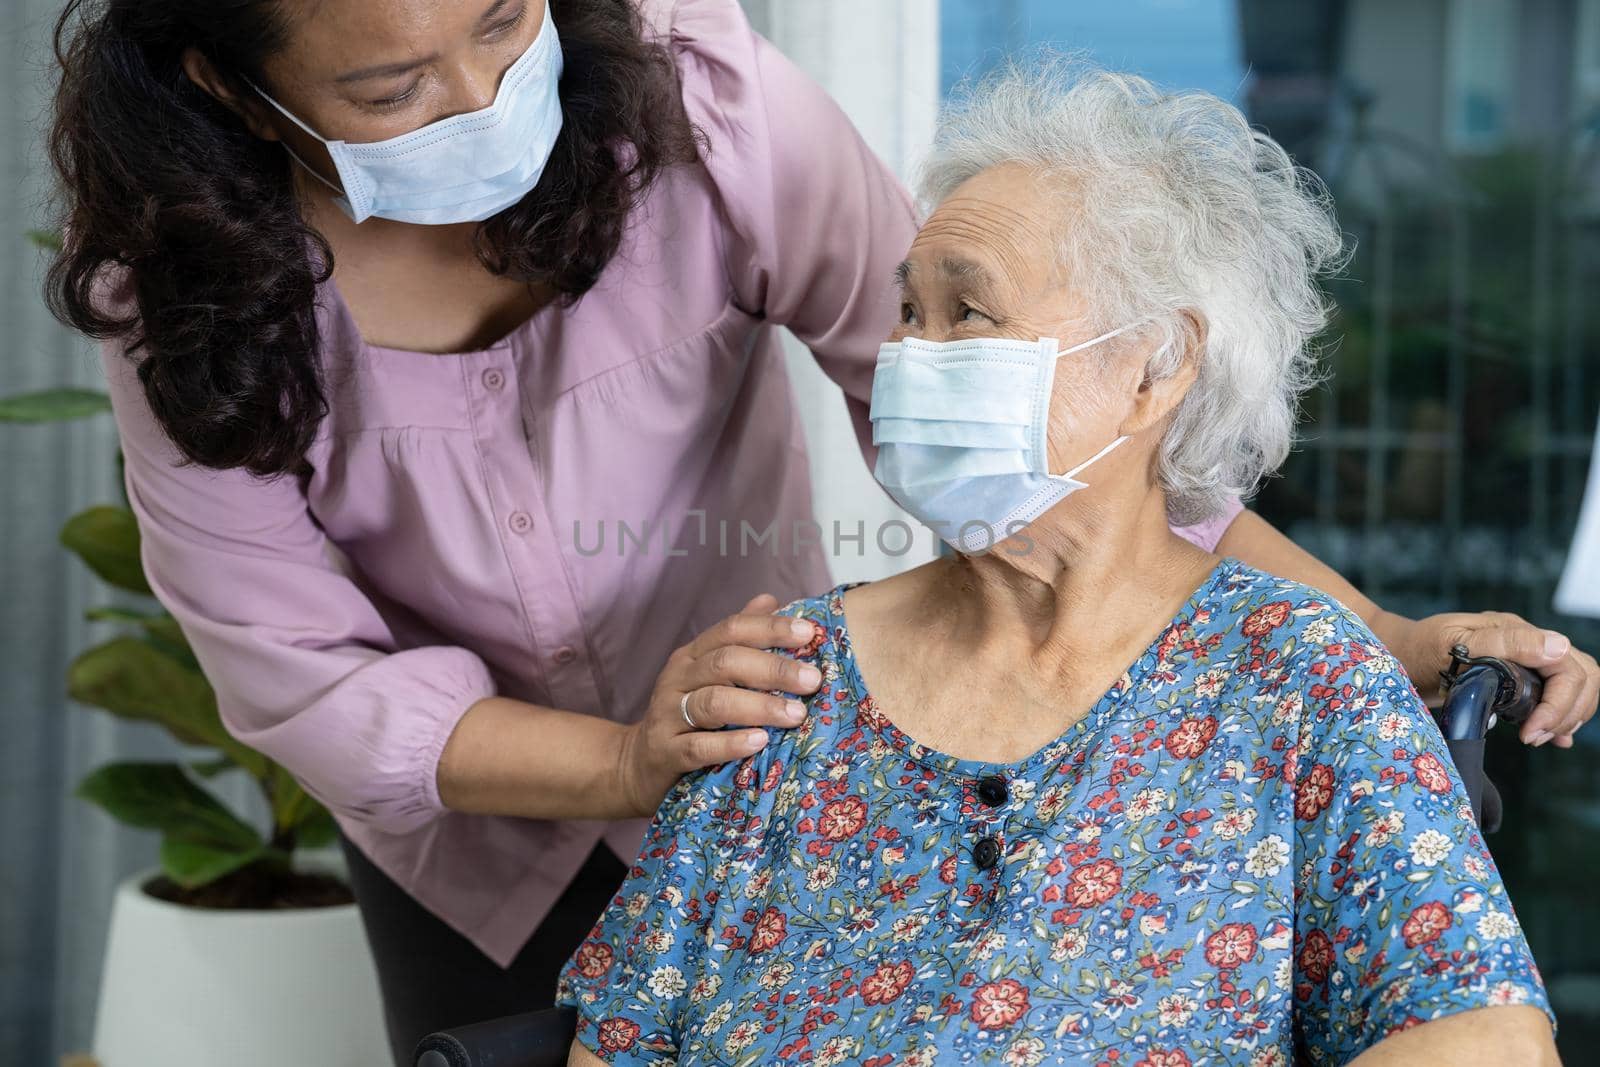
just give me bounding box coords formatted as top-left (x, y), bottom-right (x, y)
top-left (412, 643), bottom-right (1540, 1067)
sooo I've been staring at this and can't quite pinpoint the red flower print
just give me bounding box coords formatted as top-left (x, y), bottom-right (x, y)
top-left (1295, 763), bottom-right (1336, 820)
top-left (795, 620), bottom-right (825, 659)
top-left (861, 960), bottom-right (915, 1005)
top-left (1136, 1051), bottom-right (1192, 1067)
top-left (857, 695), bottom-right (888, 731)
top-left (818, 795), bottom-right (869, 841)
top-left (1412, 753), bottom-right (1453, 795)
top-left (1402, 901), bottom-right (1452, 948)
top-left (1203, 922), bottom-right (1259, 969)
top-left (1242, 600), bottom-right (1292, 637)
top-left (749, 906), bottom-right (788, 954)
top-left (1299, 929), bottom-right (1335, 983)
top-left (969, 978), bottom-right (1030, 1029)
top-left (1165, 716), bottom-right (1218, 760)
top-left (573, 941), bottom-right (613, 980)
top-left (1066, 859), bottom-right (1123, 907)
top-left (596, 1017), bottom-right (639, 1053)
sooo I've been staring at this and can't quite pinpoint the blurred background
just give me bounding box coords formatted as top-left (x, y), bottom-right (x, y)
top-left (3, 0), bottom-right (1597, 1063)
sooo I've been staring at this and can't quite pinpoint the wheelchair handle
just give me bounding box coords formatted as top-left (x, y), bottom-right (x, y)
top-left (1435, 643), bottom-right (1542, 833)
top-left (413, 1007), bottom-right (577, 1067)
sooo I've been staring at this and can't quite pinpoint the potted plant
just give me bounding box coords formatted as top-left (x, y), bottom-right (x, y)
top-left (3, 283), bottom-right (388, 1065)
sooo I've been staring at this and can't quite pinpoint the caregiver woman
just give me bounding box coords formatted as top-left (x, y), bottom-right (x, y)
top-left (46, 0), bottom-right (1598, 1060)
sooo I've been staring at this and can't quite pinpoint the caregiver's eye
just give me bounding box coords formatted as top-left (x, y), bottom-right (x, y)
top-left (367, 80), bottom-right (423, 111)
top-left (483, 3), bottom-right (529, 39)
top-left (900, 303), bottom-right (919, 325)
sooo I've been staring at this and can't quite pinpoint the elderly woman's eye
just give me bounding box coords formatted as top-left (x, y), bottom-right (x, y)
top-left (900, 303), bottom-right (919, 325)
top-left (959, 304), bottom-right (985, 322)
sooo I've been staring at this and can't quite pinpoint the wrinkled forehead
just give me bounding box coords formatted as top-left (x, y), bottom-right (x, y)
top-left (268, 0), bottom-right (480, 78)
top-left (903, 164), bottom-right (1067, 295)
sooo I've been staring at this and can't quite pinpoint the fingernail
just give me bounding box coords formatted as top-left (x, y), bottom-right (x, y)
top-left (786, 700), bottom-right (806, 721)
top-left (791, 620), bottom-right (815, 640)
top-left (799, 665), bottom-right (822, 687)
top-left (1544, 631), bottom-right (1570, 658)
top-left (1530, 730), bottom-right (1553, 746)
top-left (748, 729), bottom-right (769, 750)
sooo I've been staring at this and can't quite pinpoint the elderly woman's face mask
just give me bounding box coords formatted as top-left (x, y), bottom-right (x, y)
top-left (869, 327), bottom-right (1139, 555)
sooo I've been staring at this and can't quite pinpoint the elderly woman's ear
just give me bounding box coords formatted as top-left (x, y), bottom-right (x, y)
top-left (1117, 310), bottom-right (1207, 439)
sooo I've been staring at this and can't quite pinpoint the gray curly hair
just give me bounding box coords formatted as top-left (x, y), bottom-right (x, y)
top-left (918, 56), bottom-right (1348, 525)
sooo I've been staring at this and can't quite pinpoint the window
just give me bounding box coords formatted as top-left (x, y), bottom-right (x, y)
top-left (1444, 0), bottom-right (1517, 152)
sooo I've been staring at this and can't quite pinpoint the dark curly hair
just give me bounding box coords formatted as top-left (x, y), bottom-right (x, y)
top-left (47, 0), bottom-right (700, 475)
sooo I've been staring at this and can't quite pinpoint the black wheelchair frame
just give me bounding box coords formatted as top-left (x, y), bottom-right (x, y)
top-left (412, 643), bottom-right (1541, 1067)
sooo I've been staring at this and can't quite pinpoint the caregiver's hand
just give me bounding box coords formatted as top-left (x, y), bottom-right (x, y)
top-left (1382, 609), bottom-right (1599, 747)
top-left (616, 594), bottom-right (823, 818)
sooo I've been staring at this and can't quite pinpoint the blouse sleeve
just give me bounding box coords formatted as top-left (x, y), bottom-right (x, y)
top-left (1289, 608), bottom-right (1554, 1062)
top-left (102, 338), bottom-right (496, 836)
top-left (665, 0), bottom-right (918, 459)
top-left (557, 745), bottom-right (782, 1064)
top-left (557, 598), bottom-right (814, 1064)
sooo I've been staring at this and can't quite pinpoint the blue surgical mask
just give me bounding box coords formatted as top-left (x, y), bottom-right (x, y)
top-left (869, 327), bottom-right (1141, 554)
top-left (246, 4), bottom-right (564, 225)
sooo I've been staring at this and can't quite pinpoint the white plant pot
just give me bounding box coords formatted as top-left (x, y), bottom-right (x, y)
top-left (91, 866), bottom-right (390, 1067)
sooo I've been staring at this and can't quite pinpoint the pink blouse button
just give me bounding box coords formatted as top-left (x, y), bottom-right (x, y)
top-left (553, 645), bottom-right (578, 666)
top-left (482, 368), bottom-right (505, 391)
top-left (508, 511), bottom-right (533, 534)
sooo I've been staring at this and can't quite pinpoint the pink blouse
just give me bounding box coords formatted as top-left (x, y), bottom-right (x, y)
top-left (100, 0), bottom-right (1245, 966)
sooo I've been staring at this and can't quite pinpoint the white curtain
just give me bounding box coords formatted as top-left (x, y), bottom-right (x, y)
top-left (742, 0), bottom-right (942, 584)
top-left (0, 3), bottom-right (939, 1060)
top-left (0, 3), bottom-right (175, 1061)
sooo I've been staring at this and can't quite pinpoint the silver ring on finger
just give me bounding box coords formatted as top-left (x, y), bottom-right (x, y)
top-left (680, 691), bottom-right (702, 731)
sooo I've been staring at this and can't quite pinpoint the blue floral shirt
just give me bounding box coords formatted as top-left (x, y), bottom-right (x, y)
top-left (558, 558), bottom-right (1552, 1066)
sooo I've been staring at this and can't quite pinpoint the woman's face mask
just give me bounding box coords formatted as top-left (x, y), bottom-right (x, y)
top-left (245, 2), bottom-right (565, 225)
top-left (869, 327), bottom-right (1140, 555)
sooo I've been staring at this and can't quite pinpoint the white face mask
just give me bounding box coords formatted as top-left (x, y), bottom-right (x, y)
top-left (869, 326), bottom-right (1141, 555)
top-left (246, 3), bottom-right (564, 225)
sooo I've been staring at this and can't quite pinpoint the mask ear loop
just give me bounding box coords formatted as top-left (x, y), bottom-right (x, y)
top-left (238, 77), bottom-right (350, 200)
top-left (1053, 322), bottom-right (1143, 359)
top-left (1060, 433), bottom-right (1130, 481)
top-left (1041, 321), bottom-right (1147, 479)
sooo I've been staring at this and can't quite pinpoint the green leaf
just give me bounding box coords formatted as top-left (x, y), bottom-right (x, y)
top-left (60, 506), bottom-right (151, 594)
top-left (0, 386), bottom-right (110, 423)
top-left (189, 757), bottom-right (236, 779)
top-left (84, 607), bottom-right (198, 666)
top-left (1187, 899), bottom-right (1208, 922)
top-left (78, 762), bottom-right (261, 852)
top-left (139, 615), bottom-right (197, 667)
top-left (85, 606), bottom-right (161, 624)
top-left (67, 636), bottom-right (267, 777)
top-left (160, 837), bottom-right (265, 889)
top-left (291, 803), bottom-right (338, 850)
top-left (25, 228), bottom-right (63, 252)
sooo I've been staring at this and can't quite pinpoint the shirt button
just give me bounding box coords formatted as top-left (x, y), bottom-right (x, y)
top-left (482, 368), bottom-right (505, 391)
top-left (553, 645), bottom-right (578, 666)
top-left (973, 836), bottom-right (1002, 870)
top-left (508, 510), bottom-right (533, 534)
top-left (977, 775), bottom-right (1009, 807)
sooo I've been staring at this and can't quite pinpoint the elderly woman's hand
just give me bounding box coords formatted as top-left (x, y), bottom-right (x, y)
top-left (1381, 608), bottom-right (1598, 746)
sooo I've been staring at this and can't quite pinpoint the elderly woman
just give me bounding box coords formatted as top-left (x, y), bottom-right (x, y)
top-left (558, 64), bottom-right (1559, 1066)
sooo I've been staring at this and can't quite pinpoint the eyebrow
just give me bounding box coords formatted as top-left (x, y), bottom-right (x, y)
top-left (334, 0), bottom-right (515, 83)
top-left (894, 257), bottom-right (999, 290)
